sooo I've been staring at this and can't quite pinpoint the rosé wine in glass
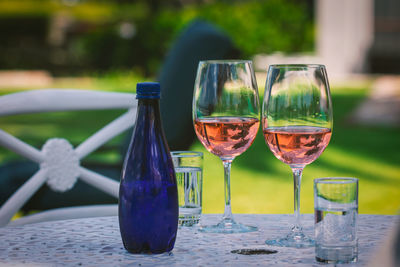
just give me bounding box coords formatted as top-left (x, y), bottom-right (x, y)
top-left (263, 126), bottom-right (331, 165)
top-left (194, 116), bottom-right (259, 158)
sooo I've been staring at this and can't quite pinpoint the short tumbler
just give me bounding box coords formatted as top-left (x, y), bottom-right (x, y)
top-left (314, 177), bottom-right (359, 263)
top-left (171, 151), bottom-right (203, 226)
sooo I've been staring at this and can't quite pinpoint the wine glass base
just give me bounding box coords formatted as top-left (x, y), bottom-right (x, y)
top-left (265, 231), bottom-right (314, 248)
top-left (199, 217), bottom-right (257, 234)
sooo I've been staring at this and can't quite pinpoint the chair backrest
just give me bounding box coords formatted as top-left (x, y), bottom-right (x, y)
top-left (0, 89), bottom-right (137, 227)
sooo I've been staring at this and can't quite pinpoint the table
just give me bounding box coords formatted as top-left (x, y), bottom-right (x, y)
top-left (0, 214), bottom-right (396, 266)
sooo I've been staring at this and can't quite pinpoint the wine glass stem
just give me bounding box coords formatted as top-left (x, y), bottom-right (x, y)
top-left (291, 166), bottom-right (304, 234)
top-left (222, 159), bottom-right (233, 221)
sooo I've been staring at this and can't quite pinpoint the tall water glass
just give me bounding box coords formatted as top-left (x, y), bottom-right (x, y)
top-left (193, 60), bottom-right (260, 233)
top-left (171, 151), bottom-right (203, 227)
top-left (314, 177), bottom-right (358, 263)
top-left (262, 64), bottom-right (333, 247)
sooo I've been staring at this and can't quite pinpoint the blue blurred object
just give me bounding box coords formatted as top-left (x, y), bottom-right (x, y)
top-left (159, 19), bottom-right (240, 150)
top-left (119, 82), bottom-right (178, 254)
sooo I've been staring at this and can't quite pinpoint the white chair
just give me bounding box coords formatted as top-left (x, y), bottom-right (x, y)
top-left (0, 89), bottom-right (137, 227)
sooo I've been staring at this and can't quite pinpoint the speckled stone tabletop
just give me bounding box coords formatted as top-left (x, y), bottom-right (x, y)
top-left (0, 214), bottom-right (397, 266)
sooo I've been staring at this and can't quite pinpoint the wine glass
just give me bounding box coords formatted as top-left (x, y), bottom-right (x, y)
top-left (193, 60), bottom-right (260, 233)
top-left (262, 64), bottom-right (333, 247)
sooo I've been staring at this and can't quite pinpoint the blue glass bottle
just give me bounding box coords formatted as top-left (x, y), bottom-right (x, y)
top-left (119, 82), bottom-right (178, 254)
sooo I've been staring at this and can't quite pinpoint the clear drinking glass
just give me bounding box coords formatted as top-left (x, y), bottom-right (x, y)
top-left (314, 177), bottom-right (358, 263)
top-left (171, 151), bottom-right (203, 227)
top-left (193, 60), bottom-right (260, 233)
top-left (262, 64), bottom-right (333, 247)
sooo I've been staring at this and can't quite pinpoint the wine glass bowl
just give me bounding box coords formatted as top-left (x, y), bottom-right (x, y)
top-left (262, 64), bottom-right (333, 247)
top-left (263, 126), bottom-right (331, 166)
top-left (194, 117), bottom-right (259, 159)
top-left (193, 60), bottom-right (260, 233)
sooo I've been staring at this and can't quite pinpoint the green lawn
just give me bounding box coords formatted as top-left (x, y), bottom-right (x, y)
top-left (1, 79), bottom-right (399, 215)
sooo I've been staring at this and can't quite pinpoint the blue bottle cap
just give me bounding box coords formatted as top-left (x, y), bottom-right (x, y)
top-left (136, 82), bottom-right (161, 99)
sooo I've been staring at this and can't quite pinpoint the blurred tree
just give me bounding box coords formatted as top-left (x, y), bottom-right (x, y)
top-left (0, 0), bottom-right (314, 76)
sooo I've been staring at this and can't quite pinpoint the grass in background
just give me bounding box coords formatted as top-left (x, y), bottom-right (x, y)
top-left (51, 71), bottom-right (147, 93)
top-left (0, 78), bottom-right (399, 215)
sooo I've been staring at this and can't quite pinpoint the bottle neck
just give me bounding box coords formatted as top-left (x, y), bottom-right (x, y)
top-left (136, 98), bottom-right (162, 125)
top-left (134, 97), bottom-right (170, 153)
top-left (138, 98), bottom-right (160, 107)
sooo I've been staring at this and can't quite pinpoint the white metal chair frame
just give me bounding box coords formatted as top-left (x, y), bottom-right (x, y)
top-left (0, 89), bottom-right (137, 227)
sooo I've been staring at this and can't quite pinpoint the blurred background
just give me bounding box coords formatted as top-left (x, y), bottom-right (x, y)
top-left (0, 0), bottom-right (399, 216)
